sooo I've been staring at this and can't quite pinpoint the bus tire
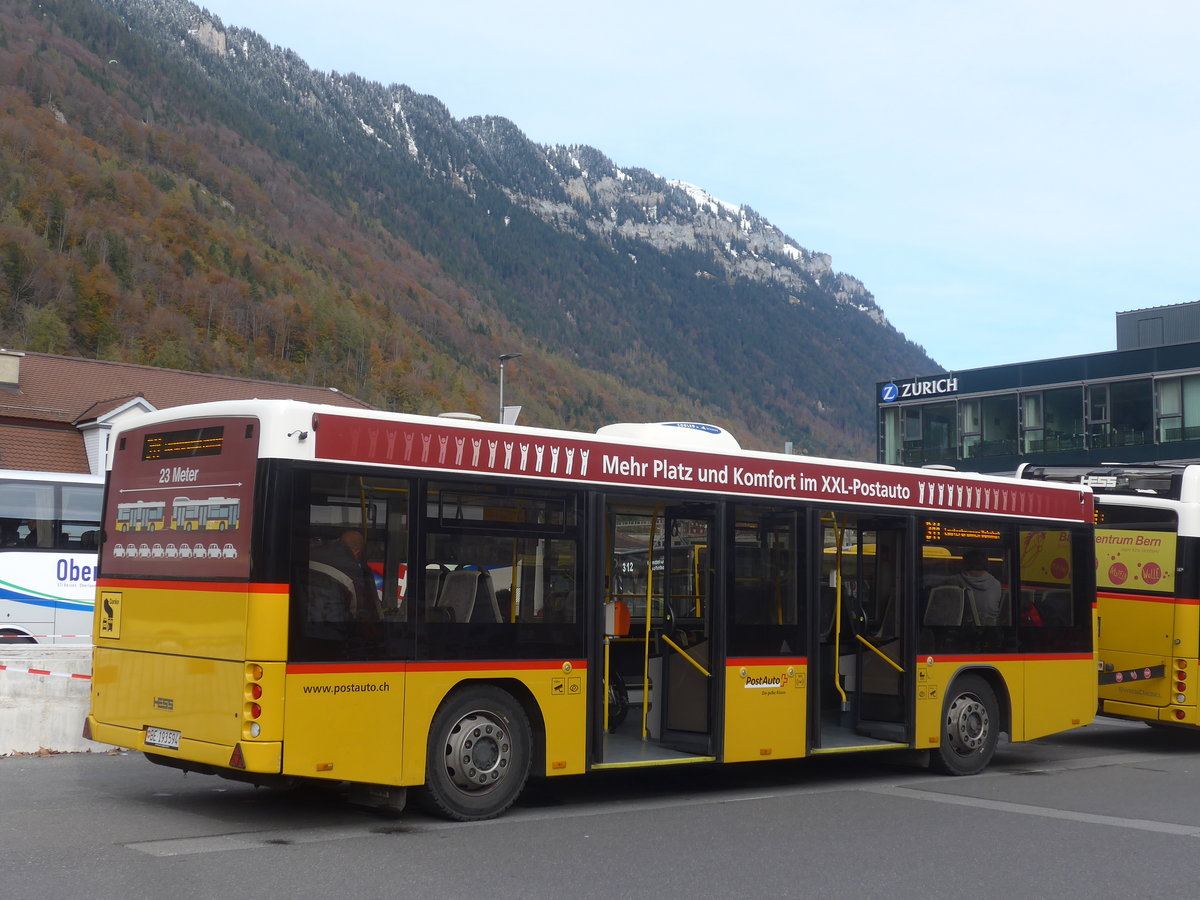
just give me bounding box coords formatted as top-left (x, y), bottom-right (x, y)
top-left (418, 685), bottom-right (531, 821)
top-left (930, 674), bottom-right (998, 776)
top-left (0, 629), bottom-right (36, 644)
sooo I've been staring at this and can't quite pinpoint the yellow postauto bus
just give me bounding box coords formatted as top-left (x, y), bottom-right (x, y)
top-left (88, 400), bottom-right (1096, 820)
top-left (1021, 463), bottom-right (1200, 727)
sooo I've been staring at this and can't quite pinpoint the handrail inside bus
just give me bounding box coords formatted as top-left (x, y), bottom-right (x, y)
top-left (855, 634), bottom-right (904, 673)
top-left (829, 513), bottom-right (849, 710)
top-left (659, 632), bottom-right (711, 678)
top-left (640, 506), bottom-right (662, 741)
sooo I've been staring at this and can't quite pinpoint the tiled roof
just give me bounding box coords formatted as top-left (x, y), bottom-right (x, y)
top-left (0, 425), bottom-right (89, 472)
top-left (0, 351), bottom-right (375, 473)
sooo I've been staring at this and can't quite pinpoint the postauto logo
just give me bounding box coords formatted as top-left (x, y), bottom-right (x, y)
top-left (880, 376), bottom-right (959, 403)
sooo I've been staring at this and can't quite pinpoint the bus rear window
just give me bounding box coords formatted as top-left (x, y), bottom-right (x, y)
top-left (106, 417), bottom-right (258, 579)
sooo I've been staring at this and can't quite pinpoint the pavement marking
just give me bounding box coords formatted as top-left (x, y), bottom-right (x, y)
top-left (995, 750), bottom-right (1181, 774)
top-left (863, 785), bottom-right (1200, 837)
top-left (125, 740), bottom-right (1200, 853)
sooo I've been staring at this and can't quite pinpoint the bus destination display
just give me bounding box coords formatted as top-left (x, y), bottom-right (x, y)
top-left (142, 427), bottom-right (224, 461)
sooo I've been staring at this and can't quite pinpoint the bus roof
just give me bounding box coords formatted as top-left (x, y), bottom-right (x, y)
top-left (1019, 462), bottom-right (1200, 502)
top-left (111, 399), bottom-right (1094, 523)
top-left (0, 469), bottom-right (104, 485)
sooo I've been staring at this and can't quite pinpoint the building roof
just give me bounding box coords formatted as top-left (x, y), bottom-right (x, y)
top-left (0, 351), bottom-right (374, 472)
top-left (0, 425), bottom-right (89, 473)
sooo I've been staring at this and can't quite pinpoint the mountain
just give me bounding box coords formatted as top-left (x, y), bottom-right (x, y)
top-left (0, 0), bottom-right (937, 457)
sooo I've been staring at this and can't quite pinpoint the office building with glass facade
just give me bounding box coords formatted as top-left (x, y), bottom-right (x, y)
top-left (876, 302), bottom-right (1200, 473)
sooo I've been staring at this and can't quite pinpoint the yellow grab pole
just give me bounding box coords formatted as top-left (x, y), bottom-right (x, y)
top-left (831, 516), bottom-right (848, 709)
top-left (641, 508), bottom-right (661, 741)
top-left (660, 633), bottom-right (710, 677)
top-left (855, 634), bottom-right (903, 673)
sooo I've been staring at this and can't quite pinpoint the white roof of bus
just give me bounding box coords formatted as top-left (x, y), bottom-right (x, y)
top-left (0, 468), bottom-right (104, 484)
top-left (109, 398), bottom-right (1091, 508)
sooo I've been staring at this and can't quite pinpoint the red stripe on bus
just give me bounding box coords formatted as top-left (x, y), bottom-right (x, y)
top-left (1097, 591), bottom-right (1200, 605)
top-left (925, 653), bottom-right (1093, 663)
top-left (286, 659), bottom-right (587, 676)
top-left (406, 660), bottom-right (586, 673)
top-left (726, 657), bottom-right (808, 667)
top-left (97, 579), bottom-right (288, 594)
top-left (287, 662), bottom-right (408, 675)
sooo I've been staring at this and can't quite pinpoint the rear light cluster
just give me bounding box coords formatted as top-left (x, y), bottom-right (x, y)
top-left (244, 663), bottom-right (265, 738)
top-left (1171, 660), bottom-right (1190, 719)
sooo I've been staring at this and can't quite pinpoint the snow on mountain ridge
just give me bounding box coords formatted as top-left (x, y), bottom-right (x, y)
top-left (165, 0), bottom-right (888, 329)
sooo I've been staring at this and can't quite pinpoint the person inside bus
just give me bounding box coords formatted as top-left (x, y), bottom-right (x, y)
top-left (0, 519), bottom-right (19, 547)
top-left (20, 521), bottom-right (39, 547)
top-left (958, 549), bottom-right (1003, 625)
top-left (310, 530), bottom-right (381, 621)
top-left (924, 548), bottom-right (1003, 626)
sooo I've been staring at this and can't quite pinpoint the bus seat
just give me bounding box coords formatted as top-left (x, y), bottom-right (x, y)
top-left (997, 589), bottom-right (1011, 625)
top-left (425, 564), bottom-right (449, 607)
top-left (435, 569), bottom-right (480, 623)
top-left (478, 572), bottom-right (503, 623)
top-left (308, 562), bottom-right (356, 623)
top-left (965, 588), bottom-right (980, 625)
top-left (924, 585), bottom-right (964, 626)
top-left (495, 588), bottom-right (513, 622)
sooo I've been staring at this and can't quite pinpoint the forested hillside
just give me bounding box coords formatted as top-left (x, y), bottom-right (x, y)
top-left (0, 0), bottom-right (937, 457)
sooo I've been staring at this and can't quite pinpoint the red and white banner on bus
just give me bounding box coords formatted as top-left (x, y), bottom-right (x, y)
top-left (313, 414), bottom-right (1090, 522)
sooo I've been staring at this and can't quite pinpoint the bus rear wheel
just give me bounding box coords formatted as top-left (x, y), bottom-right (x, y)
top-left (0, 629), bottom-right (35, 644)
top-left (418, 685), bottom-right (532, 821)
top-left (930, 674), bottom-right (998, 776)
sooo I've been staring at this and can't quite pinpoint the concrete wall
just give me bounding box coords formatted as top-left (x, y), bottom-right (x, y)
top-left (0, 648), bottom-right (112, 755)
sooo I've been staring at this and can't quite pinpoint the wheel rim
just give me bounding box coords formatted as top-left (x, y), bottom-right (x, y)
top-left (441, 710), bottom-right (511, 795)
top-left (945, 691), bottom-right (990, 755)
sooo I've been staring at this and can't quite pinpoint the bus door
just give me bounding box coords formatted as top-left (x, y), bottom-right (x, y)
top-left (598, 501), bottom-right (716, 765)
top-left (813, 514), bottom-right (910, 752)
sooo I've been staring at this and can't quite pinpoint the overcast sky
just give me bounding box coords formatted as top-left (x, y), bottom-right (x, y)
top-left (194, 0), bottom-right (1198, 375)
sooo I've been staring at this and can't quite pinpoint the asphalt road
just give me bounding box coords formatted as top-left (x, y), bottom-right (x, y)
top-left (4, 718), bottom-right (1200, 900)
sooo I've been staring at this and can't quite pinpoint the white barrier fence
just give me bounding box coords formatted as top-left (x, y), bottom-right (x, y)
top-left (0, 647), bottom-right (112, 755)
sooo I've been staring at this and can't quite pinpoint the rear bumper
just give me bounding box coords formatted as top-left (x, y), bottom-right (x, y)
top-left (85, 716), bottom-right (282, 772)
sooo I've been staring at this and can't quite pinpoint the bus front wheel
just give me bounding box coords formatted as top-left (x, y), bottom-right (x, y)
top-left (930, 674), bottom-right (998, 776)
top-left (418, 685), bottom-right (532, 821)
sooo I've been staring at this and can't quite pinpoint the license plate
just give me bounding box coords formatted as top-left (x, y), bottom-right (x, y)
top-left (145, 727), bottom-right (180, 750)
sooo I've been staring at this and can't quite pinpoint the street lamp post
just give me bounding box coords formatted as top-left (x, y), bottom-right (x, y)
top-left (498, 353), bottom-right (522, 423)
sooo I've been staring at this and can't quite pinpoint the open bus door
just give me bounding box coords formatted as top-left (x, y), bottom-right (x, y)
top-left (597, 501), bottom-right (717, 767)
top-left (812, 514), bottom-right (911, 753)
top-left (656, 506), bottom-right (715, 755)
